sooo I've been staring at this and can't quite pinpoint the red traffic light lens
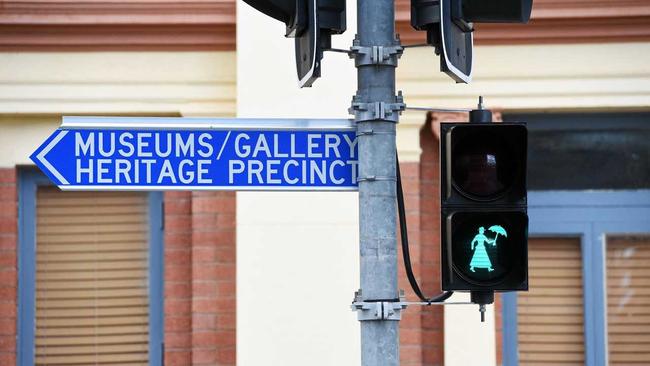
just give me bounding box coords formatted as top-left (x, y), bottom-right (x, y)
top-left (452, 131), bottom-right (518, 200)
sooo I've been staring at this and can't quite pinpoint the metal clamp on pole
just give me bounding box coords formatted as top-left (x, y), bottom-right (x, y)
top-left (351, 290), bottom-right (408, 321)
top-left (349, 36), bottom-right (403, 67)
top-left (349, 92), bottom-right (405, 123)
top-left (357, 175), bottom-right (396, 183)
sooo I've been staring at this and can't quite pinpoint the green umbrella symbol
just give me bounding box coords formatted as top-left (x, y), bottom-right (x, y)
top-left (488, 225), bottom-right (507, 246)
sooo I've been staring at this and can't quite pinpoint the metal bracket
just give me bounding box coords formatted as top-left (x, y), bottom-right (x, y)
top-left (357, 175), bottom-right (396, 183)
top-left (349, 91), bottom-right (405, 123)
top-left (349, 36), bottom-right (403, 67)
top-left (355, 130), bottom-right (395, 137)
top-left (351, 290), bottom-right (408, 321)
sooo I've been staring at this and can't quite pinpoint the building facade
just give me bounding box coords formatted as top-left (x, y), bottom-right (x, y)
top-left (0, 0), bottom-right (649, 365)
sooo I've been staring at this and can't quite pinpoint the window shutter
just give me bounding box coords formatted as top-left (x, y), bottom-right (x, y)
top-left (607, 235), bottom-right (650, 365)
top-left (35, 187), bottom-right (150, 365)
top-left (518, 238), bottom-right (585, 365)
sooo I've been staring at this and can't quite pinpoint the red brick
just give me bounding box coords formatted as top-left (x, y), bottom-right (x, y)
top-left (166, 215), bottom-right (192, 230)
top-left (192, 313), bottom-right (217, 330)
top-left (192, 282), bottom-right (217, 298)
top-left (192, 331), bottom-right (219, 347)
top-left (192, 298), bottom-right (218, 313)
top-left (166, 265), bottom-right (191, 282)
top-left (0, 271), bottom-right (16, 290)
top-left (401, 328), bottom-right (422, 345)
top-left (164, 232), bottom-right (191, 248)
top-left (400, 310), bottom-right (421, 328)
top-left (192, 245), bottom-right (237, 263)
top-left (214, 330), bottom-right (236, 346)
top-left (193, 348), bottom-right (218, 363)
top-left (0, 287), bottom-right (15, 300)
top-left (165, 332), bottom-right (192, 349)
top-left (0, 186), bottom-right (16, 202)
top-left (216, 313), bottom-right (236, 330)
top-left (164, 298), bottom-right (191, 315)
top-left (165, 350), bottom-right (191, 366)
top-left (165, 248), bottom-right (191, 265)
top-left (422, 344), bottom-right (444, 365)
top-left (0, 352), bottom-right (15, 365)
top-left (166, 281), bottom-right (191, 298)
top-left (217, 347), bottom-right (236, 364)
top-left (0, 335), bottom-right (15, 351)
top-left (0, 216), bottom-right (16, 233)
top-left (0, 317), bottom-right (16, 335)
top-left (192, 230), bottom-right (235, 246)
top-left (216, 281), bottom-right (236, 296)
top-left (0, 251), bottom-right (16, 269)
top-left (400, 345), bottom-right (422, 363)
top-left (217, 213), bottom-right (236, 228)
top-left (165, 316), bottom-right (191, 333)
top-left (0, 236), bottom-right (15, 251)
top-left (192, 298), bottom-right (233, 313)
top-left (193, 264), bottom-right (235, 281)
top-left (164, 191), bottom-right (192, 200)
top-left (421, 310), bottom-right (443, 329)
top-left (191, 214), bottom-right (219, 228)
top-left (192, 196), bottom-right (236, 214)
top-left (0, 169), bottom-right (16, 184)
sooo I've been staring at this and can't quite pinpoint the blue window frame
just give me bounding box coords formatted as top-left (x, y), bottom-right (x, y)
top-left (17, 169), bottom-right (164, 366)
top-left (503, 190), bottom-right (650, 366)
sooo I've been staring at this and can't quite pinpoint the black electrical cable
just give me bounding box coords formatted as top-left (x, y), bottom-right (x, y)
top-left (396, 153), bottom-right (453, 304)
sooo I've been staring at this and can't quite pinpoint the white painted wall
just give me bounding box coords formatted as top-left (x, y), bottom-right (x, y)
top-left (444, 293), bottom-right (496, 366)
top-left (236, 2), bottom-right (361, 366)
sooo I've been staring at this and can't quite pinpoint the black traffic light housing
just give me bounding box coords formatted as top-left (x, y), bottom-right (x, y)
top-left (440, 103), bottom-right (528, 319)
top-left (242, 0), bottom-right (346, 87)
top-left (411, 0), bottom-right (533, 83)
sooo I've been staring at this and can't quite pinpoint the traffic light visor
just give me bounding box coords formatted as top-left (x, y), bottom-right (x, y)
top-left (242, 0), bottom-right (297, 25)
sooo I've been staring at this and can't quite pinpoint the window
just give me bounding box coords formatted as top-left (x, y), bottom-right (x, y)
top-left (606, 235), bottom-right (650, 365)
top-left (19, 170), bottom-right (163, 365)
top-left (517, 238), bottom-right (585, 365)
top-left (503, 112), bottom-right (650, 190)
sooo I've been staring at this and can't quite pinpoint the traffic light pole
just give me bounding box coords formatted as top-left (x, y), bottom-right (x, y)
top-left (352, 0), bottom-right (403, 364)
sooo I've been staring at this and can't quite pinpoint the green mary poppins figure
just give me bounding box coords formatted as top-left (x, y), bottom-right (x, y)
top-left (469, 227), bottom-right (496, 272)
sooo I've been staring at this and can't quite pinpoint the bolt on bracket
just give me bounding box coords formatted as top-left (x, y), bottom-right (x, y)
top-left (349, 91), bottom-right (405, 123)
top-left (349, 35), bottom-right (403, 67)
top-left (351, 290), bottom-right (408, 321)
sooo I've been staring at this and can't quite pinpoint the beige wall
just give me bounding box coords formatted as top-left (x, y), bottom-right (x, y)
top-left (398, 42), bottom-right (650, 113)
top-left (0, 51), bottom-right (236, 167)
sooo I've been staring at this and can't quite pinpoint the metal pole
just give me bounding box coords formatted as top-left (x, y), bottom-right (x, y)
top-left (354, 0), bottom-right (400, 364)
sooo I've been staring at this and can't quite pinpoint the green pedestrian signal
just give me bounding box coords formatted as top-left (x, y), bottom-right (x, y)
top-left (445, 211), bottom-right (527, 290)
top-left (469, 226), bottom-right (498, 273)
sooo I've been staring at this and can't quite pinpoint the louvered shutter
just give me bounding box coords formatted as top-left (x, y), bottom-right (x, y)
top-left (518, 238), bottom-right (585, 365)
top-left (607, 235), bottom-right (650, 365)
top-left (35, 187), bottom-right (150, 365)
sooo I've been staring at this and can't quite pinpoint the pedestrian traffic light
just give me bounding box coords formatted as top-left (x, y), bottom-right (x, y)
top-left (410, 0), bottom-right (533, 83)
top-left (242, 0), bottom-right (346, 87)
top-left (440, 108), bottom-right (528, 302)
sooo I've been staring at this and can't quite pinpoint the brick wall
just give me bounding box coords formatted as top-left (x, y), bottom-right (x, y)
top-left (397, 116), bottom-right (445, 365)
top-left (0, 168), bottom-right (17, 365)
top-left (164, 191), bottom-right (236, 366)
top-left (418, 118), bottom-right (445, 366)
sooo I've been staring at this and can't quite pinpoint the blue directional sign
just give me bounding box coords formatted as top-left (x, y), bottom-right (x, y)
top-left (31, 117), bottom-right (359, 191)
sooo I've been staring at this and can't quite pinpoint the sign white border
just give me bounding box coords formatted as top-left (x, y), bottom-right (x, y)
top-left (51, 116), bottom-right (358, 192)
